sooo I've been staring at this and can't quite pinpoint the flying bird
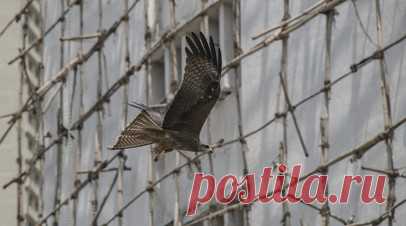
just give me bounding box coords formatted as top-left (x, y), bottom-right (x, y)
top-left (110, 32), bottom-right (222, 160)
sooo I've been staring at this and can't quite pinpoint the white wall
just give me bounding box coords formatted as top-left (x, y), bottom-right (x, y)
top-left (0, 1), bottom-right (22, 226)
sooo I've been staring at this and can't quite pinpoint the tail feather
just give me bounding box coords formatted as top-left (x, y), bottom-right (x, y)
top-left (110, 110), bottom-right (161, 150)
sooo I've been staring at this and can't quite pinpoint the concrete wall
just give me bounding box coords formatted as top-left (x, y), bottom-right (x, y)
top-left (0, 1), bottom-right (21, 226)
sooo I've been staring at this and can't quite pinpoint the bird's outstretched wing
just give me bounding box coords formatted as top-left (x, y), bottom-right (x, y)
top-left (162, 32), bottom-right (222, 136)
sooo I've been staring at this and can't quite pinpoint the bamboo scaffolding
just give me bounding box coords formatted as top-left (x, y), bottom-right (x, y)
top-left (8, 0), bottom-right (81, 65)
top-left (221, 0), bottom-right (352, 76)
top-left (181, 115), bottom-right (406, 226)
top-left (34, 150), bottom-right (125, 226)
top-left (0, 0), bottom-right (364, 170)
top-left (1, 0), bottom-right (341, 143)
top-left (5, 32), bottom-right (406, 224)
top-left (69, 0), bottom-right (221, 130)
top-left (4, 30), bottom-right (406, 201)
top-left (374, 1), bottom-right (396, 225)
top-left (2, 2), bottom-right (406, 226)
top-left (100, 32), bottom-right (406, 226)
top-left (34, 0), bottom-right (142, 100)
top-left (68, 0), bottom-right (343, 133)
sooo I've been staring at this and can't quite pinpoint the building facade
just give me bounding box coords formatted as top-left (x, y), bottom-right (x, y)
top-left (4, 0), bottom-right (406, 226)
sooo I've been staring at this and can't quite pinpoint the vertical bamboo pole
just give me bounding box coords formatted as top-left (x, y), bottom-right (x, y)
top-left (38, 0), bottom-right (46, 221)
top-left (92, 0), bottom-right (104, 225)
top-left (144, 1), bottom-right (156, 226)
top-left (73, 1), bottom-right (85, 226)
top-left (72, 68), bottom-right (80, 226)
top-left (320, 4), bottom-right (334, 226)
top-left (16, 1), bottom-right (28, 224)
top-left (279, 1), bottom-right (291, 226)
top-left (374, 1), bottom-right (395, 225)
top-left (199, 0), bottom-right (215, 175)
top-left (200, 0), bottom-right (209, 35)
top-left (232, 1), bottom-right (250, 226)
top-left (116, 0), bottom-right (130, 225)
top-left (168, 1), bottom-right (182, 226)
top-left (53, 1), bottom-right (66, 225)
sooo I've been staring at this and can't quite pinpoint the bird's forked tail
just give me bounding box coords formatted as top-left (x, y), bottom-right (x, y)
top-left (109, 110), bottom-right (162, 150)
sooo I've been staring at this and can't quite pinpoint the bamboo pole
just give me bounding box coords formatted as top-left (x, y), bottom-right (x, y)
top-left (279, 69), bottom-right (309, 157)
top-left (319, 4), bottom-right (335, 226)
top-left (16, 1), bottom-right (29, 224)
top-left (168, 1), bottom-right (182, 226)
top-left (200, 0), bottom-right (215, 175)
top-left (60, 33), bottom-right (102, 42)
top-left (231, 1), bottom-right (250, 226)
top-left (278, 1), bottom-right (291, 225)
top-left (144, 1), bottom-right (156, 226)
top-left (91, 0), bottom-right (104, 224)
top-left (53, 1), bottom-right (66, 225)
top-left (116, 0), bottom-right (130, 225)
top-left (91, 170), bottom-right (119, 226)
top-left (374, 1), bottom-right (396, 225)
top-left (72, 1), bottom-right (85, 225)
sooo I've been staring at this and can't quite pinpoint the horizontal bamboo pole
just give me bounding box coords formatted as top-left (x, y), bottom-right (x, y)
top-left (60, 32), bottom-right (102, 42)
